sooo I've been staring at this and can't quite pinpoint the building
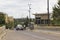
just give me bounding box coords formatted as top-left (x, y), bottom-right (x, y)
top-left (33, 13), bottom-right (51, 25)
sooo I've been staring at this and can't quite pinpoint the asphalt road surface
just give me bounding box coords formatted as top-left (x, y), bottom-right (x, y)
top-left (6, 30), bottom-right (60, 40)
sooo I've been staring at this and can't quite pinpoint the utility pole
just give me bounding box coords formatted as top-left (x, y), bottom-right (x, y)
top-left (47, 0), bottom-right (50, 26)
top-left (28, 2), bottom-right (31, 23)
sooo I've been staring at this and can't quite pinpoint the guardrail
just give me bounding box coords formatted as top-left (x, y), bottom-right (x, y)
top-left (0, 26), bottom-right (7, 40)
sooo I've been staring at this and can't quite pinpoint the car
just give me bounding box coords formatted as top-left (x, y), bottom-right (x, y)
top-left (16, 24), bottom-right (24, 30)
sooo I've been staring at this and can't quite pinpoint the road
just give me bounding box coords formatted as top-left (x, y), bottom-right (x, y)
top-left (5, 30), bottom-right (60, 40)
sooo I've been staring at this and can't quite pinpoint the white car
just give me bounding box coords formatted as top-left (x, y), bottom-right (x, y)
top-left (16, 24), bottom-right (24, 30)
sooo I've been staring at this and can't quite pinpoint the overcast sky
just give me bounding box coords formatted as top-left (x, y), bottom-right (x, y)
top-left (0, 0), bottom-right (57, 18)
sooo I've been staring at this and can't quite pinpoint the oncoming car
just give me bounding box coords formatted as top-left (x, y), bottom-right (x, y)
top-left (16, 24), bottom-right (24, 30)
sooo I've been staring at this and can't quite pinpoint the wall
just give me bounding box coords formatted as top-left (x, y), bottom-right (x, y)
top-left (0, 26), bottom-right (7, 40)
top-left (34, 24), bottom-right (60, 31)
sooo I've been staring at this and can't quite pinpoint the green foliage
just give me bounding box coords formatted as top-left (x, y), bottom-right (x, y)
top-left (14, 16), bottom-right (34, 27)
top-left (52, 0), bottom-right (60, 25)
top-left (24, 16), bottom-right (29, 27)
top-left (6, 22), bottom-right (14, 29)
top-left (0, 12), bottom-right (5, 26)
top-left (14, 18), bottom-right (25, 28)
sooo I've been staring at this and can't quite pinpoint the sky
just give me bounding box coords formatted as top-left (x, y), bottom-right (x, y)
top-left (0, 0), bottom-right (57, 18)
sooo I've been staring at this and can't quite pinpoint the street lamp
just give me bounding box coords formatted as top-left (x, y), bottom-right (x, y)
top-left (47, 0), bottom-right (50, 26)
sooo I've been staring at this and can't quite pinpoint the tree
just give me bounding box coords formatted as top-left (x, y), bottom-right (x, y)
top-left (52, 0), bottom-right (60, 25)
top-left (24, 16), bottom-right (29, 27)
top-left (0, 12), bottom-right (5, 26)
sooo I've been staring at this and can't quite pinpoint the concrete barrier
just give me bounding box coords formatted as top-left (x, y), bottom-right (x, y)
top-left (0, 26), bottom-right (7, 40)
top-left (34, 25), bottom-right (60, 31)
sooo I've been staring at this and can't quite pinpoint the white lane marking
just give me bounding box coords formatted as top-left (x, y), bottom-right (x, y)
top-left (22, 31), bottom-right (51, 40)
